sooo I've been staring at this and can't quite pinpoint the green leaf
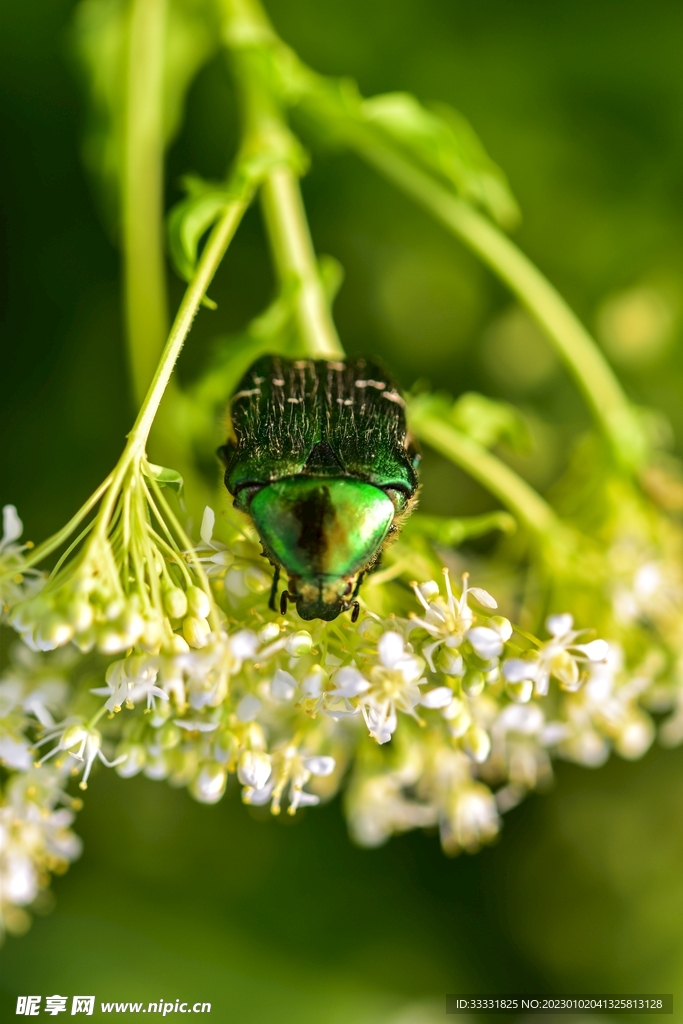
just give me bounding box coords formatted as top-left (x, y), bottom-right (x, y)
top-left (361, 92), bottom-right (520, 229)
top-left (449, 392), bottom-right (532, 453)
top-left (405, 511), bottom-right (516, 547)
top-left (144, 462), bottom-right (185, 494)
top-left (167, 177), bottom-right (238, 285)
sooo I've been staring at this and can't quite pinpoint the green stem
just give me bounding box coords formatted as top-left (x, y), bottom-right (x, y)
top-left (94, 196), bottom-right (250, 537)
top-left (259, 167), bottom-right (344, 359)
top-left (123, 0), bottom-right (169, 404)
top-left (408, 398), bottom-right (559, 539)
top-left (222, 0), bottom-right (344, 359)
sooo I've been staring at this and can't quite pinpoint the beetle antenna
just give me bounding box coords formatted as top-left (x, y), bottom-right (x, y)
top-left (351, 601), bottom-right (360, 623)
top-left (280, 589), bottom-right (289, 615)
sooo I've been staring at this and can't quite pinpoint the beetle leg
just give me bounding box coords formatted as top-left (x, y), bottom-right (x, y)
top-left (351, 601), bottom-right (360, 623)
top-left (352, 572), bottom-right (365, 599)
top-left (268, 566), bottom-right (280, 612)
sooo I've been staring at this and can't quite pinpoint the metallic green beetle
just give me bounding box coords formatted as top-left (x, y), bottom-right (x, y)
top-left (221, 355), bottom-right (419, 621)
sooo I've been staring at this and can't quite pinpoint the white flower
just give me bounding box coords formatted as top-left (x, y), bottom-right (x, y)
top-left (241, 745), bottom-right (336, 815)
top-left (193, 507), bottom-right (234, 576)
top-left (502, 613), bottom-right (609, 696)
top-left (358, 632), bottom-right (426, 744)
top-left (91, 654), bottom-right (168, 713)
top-left (36, 723), bottom-right (125, 789)
top-left (410, 571), bottom-right (502, 671)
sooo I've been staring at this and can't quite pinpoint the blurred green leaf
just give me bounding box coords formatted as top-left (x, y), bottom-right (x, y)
top-left (449, 391), bottom-right (532, 452)
top-left (361, 93), bottom-right (520, 229)
top-left (405, 510), bottom-right (516, 546)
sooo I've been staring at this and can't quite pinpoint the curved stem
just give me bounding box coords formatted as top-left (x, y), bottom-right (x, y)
top-left (408, 398), bottom-right (559, 540)
top-left (346, 138), bottom-right (647, 472)
top-left (95, 195), bottom-right (251, 536)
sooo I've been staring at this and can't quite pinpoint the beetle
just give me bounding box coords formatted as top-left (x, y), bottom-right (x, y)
top-left (220, 355), bottom-right (419, 622)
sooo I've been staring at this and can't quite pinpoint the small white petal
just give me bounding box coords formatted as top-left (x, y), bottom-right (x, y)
top-left (466, 626), bottom-right (503, 660)
top-left (235, 693), bottom-right (261, 722)
top-left (243, 779), bottom-right (274, 805)
top-left (1, 504), bottom-right (23, 546)
top-left (174, 719), bottom-right (218, 732)
top-left (303, 755), bottom-right (336, 776)
top-left (200, 506), bottom-right (216, 544)
top-left (502, 658), bottom-right (538, 683)
top-left (419, 686), bottom-right (453, 709)
top-left (271, 669), bottom-right (296, 700)
top-left (331, 666), bottom-right (370, 697)
top-left (294, 790), bottom-right (320, 808)
top-left (468, 586), bottom-right (497, 609)
top-left (378, 631), bottom-right (405, 668)
top-left (238, 751), bottom-right (272, 789)
top-left (546, 612), bottom-right (573, 637)
top-left (574, 639), bottom-right (609, 662)
top-left (230, 630), bottom-right (259, 660)
top-left (0, 737), bottom-right (32, 770)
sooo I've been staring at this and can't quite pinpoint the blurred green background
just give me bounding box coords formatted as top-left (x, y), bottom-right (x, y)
top-left (3, 0), bottom-right (683, 1019)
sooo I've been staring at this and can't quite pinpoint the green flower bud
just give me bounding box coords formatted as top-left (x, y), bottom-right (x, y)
top-left (158, 722), bottom-right (182, 750)
top-left (115, 743), bottom-right (146, 778)
top-left (183, 615), bottom-right (211, 648)
top-left (163, 586), bottom-right (188, 620)
top-left (463, 725), bottom-right (491, 763)
top-left (186, 586), bottom-right (210, 619)
top-left (286, 630), bottom-right (313, 656)
top-left (462, 669), bottom-right (485, 697)
top-left (68, 598), bottom-right (94, 633)
top-left (506, 679), bottom-right (533, 703)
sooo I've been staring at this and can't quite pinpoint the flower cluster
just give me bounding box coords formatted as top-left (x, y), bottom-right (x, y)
top-left (0, 498), bottom-right (676, 938)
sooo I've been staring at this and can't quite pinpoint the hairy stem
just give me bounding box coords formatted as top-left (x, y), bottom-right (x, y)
top-left (123, 0), bottom-right (169, 404)
top-left (96, 196), bottom-right (251, 535)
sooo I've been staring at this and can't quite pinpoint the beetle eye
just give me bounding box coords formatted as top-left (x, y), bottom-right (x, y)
top-left (383, 487), bottom-right (408, 511)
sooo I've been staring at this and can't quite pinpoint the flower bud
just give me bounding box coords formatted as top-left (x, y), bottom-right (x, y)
top-left (462, 669), bottom-right (485, 697)
top-left (60, 724), bottom-right (88, 752)
top-left (286, 630), bottom-right (313, 656)
top-left (98, 629), bottom-right (129, 655)
top-left (237, 750), bottom-right (272, 789)
top-left (506, 679), bottom-right (534, 704)
top-left (158, 722), bottom-right (182, 750)
top-left (463, 725), bottom-right (491, 763)
top-left (487, 615), bottom-right (513, 642)
top-left (436, 648), bottom-right (464, 676)
top-left (163, 586), bottom-right (188, 620)
top-left (418, 580), bottom-right (440, 601)
top-left (68, 598), bottom-right (94, 634)
top-left (115, 743), bottom-right (146, 778)
top-left (615, 715), bottom-right (655, 759)
top-left (37, 614), bottom-right (74, 650)
top-left (183, 615), bottom-right (211, 648)
top-left (258, 622), bottom-right (281, 643)
top-left (191, 763), bottom-right (227, 804)
top-left (186, 586), bottom-right (210, 619)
